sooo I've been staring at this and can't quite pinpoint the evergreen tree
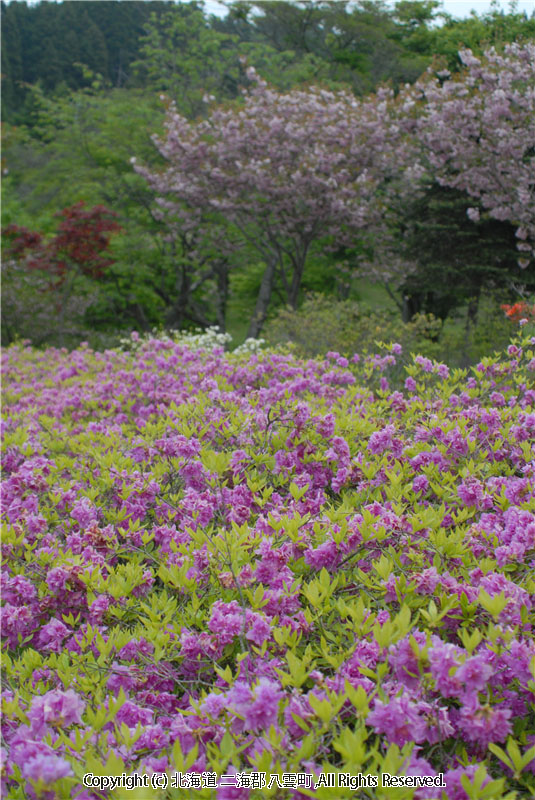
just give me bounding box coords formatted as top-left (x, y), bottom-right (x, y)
top-left (0, 0), bottom-right (169, 121)
top-left (399, 185), bottom-right (527, 322)
top-left (76, 10), bottom-right (109, 78)
top-left (0, 1), bottom-right (23, 112)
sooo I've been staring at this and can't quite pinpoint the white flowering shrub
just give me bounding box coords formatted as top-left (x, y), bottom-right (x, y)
top-left (118, 326), bottom-right (264, 355)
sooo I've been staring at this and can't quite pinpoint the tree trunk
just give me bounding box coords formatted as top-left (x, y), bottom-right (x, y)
top-left (466, 288), bottom-right (480, 329)
top-left (288, 259), bottom-right (305, 309)
top-left (402, 294), bottom-right (411, 323)
top-left (131, 302), bottom-right (150, 331)
top-left (166, 257), bottom-right (193, 329)
top-left (461, 287), bottom-right (481, 367)
top-left (214, 260), bottom-right (229, 332)
top-left (288, 247), bottom-right (308, 309)
top-left (248, 256), bottom-right (277, 338)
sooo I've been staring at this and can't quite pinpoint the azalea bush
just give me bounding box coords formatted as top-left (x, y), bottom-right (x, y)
top-left (501, 302), bottom-right (535, 325)
top-left (2, 329), bottom-right (535, 799)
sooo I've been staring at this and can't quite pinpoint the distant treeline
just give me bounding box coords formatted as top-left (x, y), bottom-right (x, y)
top-left (1, 0), bottom-right (170, 117)
top-left (3, 0), bottom-right (534, 124)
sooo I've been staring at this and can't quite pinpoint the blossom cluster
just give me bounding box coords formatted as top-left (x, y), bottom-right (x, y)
top-left (1, 330), bottom-right (535, 799)
top-left (119, 326), bottom-right (265, 356)
top-left (501, 302), bottom-right (535, 324)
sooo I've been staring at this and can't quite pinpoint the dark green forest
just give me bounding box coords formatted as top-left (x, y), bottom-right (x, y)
top-left (2, 0), bottom-right (171, 119)
top-left (4, 0), bottom-right (535, 121)
top-left (2, 0), bottom-right (534, 362)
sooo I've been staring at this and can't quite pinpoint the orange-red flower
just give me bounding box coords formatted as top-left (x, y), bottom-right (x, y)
top-left (501, 301), bottom-right (535, 322)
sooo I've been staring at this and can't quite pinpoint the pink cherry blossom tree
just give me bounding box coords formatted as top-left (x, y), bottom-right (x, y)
top-left (407, 41), bottom-right (535, 269)
top-left (134, 69), bottom-right (403, 337)
top-left (136, 44), bottom-right (534, 334)
top-left (363, 41), bottom-right (535, 309)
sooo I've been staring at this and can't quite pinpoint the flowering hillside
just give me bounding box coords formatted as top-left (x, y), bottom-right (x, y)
top-left (2, 332), bottom-right (535, 799)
